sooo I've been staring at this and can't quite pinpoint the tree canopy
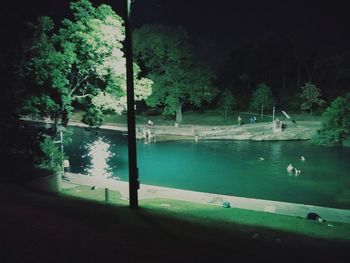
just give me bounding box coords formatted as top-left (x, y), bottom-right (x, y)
top-left (133, 24), bottom-right (217, 122)
top-left (249, 83), bottom-right (274, 119)
top-left (20, 0), bottom-right (152, 128)
top-left (300, 82), bottom-right (325, 115)
top-left (312, 93), bottom-right (350, 147)
top-left (218, 89), bottom-right (236, 119)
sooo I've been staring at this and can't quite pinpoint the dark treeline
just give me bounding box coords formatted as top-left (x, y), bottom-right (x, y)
top-left (216, 25), bottom-right (350, 112)
top-left (2, 1), bottom-right (350, 116)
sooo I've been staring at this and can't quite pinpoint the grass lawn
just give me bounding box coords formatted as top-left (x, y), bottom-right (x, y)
top-left (1, 183), bottom-right (349, 262)
top-left (62, 185), bottom-right (350, 241)
top-left (71, 109), bottom-right (322, 126)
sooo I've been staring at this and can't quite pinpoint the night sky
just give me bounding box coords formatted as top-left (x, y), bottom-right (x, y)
top-left (2, 0), bottom-right (350, 68)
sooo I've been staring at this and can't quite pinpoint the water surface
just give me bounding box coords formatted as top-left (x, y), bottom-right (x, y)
top-left (66, 127), bottom-right (350, 209)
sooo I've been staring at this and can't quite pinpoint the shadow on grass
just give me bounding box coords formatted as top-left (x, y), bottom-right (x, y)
top-left (0, 184), bottom-right (349, 263)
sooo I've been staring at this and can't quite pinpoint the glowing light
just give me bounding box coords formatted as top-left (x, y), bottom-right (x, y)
top-left (83, 137), bottom-right (115, 179)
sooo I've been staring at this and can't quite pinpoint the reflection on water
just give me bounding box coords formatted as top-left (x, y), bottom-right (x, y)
top-left (83, 136), bottom-right (115, 179)
top-left (66, 127), bottom-right (350, 209)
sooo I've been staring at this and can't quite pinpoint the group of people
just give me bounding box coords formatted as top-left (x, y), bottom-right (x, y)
top-left (237, 115), bottom-right (257, 126)
top-left (143, 120), bottom-right (155, 143)
top-left (249, 115), bottom-right (257, 124)
top-left (287, 156), bottom-right (305, 176)
top-left (272, 118), bottom-right (284, 133)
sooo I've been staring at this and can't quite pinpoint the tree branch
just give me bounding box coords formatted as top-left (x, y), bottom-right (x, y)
top-left (72, 93), bottom-right (92, 100)
top-left (69, 75), bottom-right (89, 97)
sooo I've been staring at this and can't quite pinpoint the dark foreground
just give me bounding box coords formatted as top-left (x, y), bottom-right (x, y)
top-left (0, 184), bottom-right (349, 263)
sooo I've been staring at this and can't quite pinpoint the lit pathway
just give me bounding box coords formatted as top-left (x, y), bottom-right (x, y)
top-left (63, 172), bottom-right (350, 224)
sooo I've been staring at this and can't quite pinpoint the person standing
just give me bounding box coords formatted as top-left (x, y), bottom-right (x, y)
top-left (237, 115), bottom-right (242, 127)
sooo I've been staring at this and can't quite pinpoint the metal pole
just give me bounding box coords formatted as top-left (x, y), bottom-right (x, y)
top-left (272, 106), bottom-right (275, 121)
top-left (125, 0), bottom-right (139, 209)
top-left (105, 188), bottom-right (110, 202)
top-left (60, 129), bottom-right (64, 176)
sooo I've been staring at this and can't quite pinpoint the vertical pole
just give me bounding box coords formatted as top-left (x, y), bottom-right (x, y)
top-left (105, 188), bottom-right (110, 202)
top-left (60, 129), bottom-right (64, 176)
top-left (125, 0), bottom-right (139, 209)
top-left (272, 106), bottom-right (275, 121)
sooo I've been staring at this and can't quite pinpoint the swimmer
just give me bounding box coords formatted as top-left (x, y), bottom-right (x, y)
top-left (300, 156), bottom-right (306, 161)
top-left (287, 164), bottom-right (294, 173)
top-left (194, 135), bottom-right (199, 142)
top-left (259, 157), bottom-right (265, 161)
top-left (294, 169), bottom-right (301, 176)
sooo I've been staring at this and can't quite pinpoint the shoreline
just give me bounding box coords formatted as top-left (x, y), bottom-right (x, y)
top-left (72, 119), bottom-right (321, 141)
top-left (21, 118), bottom-right (321, 141)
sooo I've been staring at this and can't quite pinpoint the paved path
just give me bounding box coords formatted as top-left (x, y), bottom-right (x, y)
top-left (63, 172), bottom-right (350, 224)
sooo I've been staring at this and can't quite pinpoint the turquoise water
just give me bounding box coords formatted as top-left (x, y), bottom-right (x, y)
top-left (66, 127), bottom-right (350, 209)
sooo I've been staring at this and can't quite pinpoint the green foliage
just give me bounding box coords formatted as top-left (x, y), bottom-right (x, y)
top-left (218, 90), bottom-right (236, 118)
top-left (300, 82), bottom-right (326, 114)
top-left (22, 94), bottom-right (59, 119)
top-left (35, 136), bottom-right (62, 174)
top-left (82, 107), bottom-right (104, 127)
top-left (249, 83), bottom-right (274, 117)
top-left (311, 93), bottom-right (350, 146)
top-left (20, 0), bottom-right (152, 128)
top-left (133, 25), bottom-right (218, 120)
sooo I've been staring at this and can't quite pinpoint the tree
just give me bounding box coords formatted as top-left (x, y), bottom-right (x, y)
top-left (300, 82), bottom-right (325, 115)
top-left (20, 0), bottom-right (152, 129)
top-left (249, 83), bottom-right (274, 119)
top-left (133, 24), bottom-right (217, 123)
top-left (218, 89), bottom-right (236, 119)
top-left (311, 93), bottom-right (350, 146)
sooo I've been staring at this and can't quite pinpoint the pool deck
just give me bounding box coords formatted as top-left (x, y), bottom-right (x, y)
top-left (21, 117), bottom-right (320, 141)
top-left (63, 172), bottom-right (350, 224)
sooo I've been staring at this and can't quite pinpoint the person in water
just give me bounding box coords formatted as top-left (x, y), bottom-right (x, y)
top-left (287, 164), bottom-right (294, 173)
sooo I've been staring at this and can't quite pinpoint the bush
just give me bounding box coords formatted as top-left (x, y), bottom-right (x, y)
top-left (35, 136), bottom-right (62, 175)
top-left (311, 93), bottom-right (350, 146)
top-left (82, 107), bottom-right (104, 127)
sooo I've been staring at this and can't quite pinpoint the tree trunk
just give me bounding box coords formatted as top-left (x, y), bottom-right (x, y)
top-left (261, 101), bottom-right (264, 119)
top-left (224, 105), bottom-right (228, 119)
top-left (297, 63), bottom-right (301, 88)
top-left (175, 103), bottom-right (183, 123)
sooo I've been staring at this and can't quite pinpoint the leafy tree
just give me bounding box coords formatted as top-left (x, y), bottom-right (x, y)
top-left (133, 24), bottom-right (217, 123)
top-left (300, 82), bottom-right (325, 115)
top-left (218, 89), bottom-right (236, 119)
top-left (82, 106), bottom-right (104, 127)
top-left (311, 93), bottom-right (350, 146)
top-left (35, 136), bottom-right (64, 174)
top-left (20, 0), bottom-right (152, 128)
top-left (249, 83), bottom-right (274, 119)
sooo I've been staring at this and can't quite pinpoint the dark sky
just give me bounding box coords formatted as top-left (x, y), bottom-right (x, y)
top-left (1, 0), bottom-right (350, 67)
top-left (131, 0), bottom-right (350, 66)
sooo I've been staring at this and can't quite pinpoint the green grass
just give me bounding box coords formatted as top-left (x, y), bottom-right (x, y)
top-left (2, 183), bottom-right (349, 262)
top-left (62, 185), bottom-right (350, 241)
top-left (71, 110), bottom-right (323, 126)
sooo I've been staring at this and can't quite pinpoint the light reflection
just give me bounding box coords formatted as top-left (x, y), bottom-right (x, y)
top-left (83, 136), bottom-right (115, 179)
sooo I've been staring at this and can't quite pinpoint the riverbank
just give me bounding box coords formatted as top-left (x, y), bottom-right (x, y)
top-left (20, 116), bottom-right (321, 141)
top-left (65, 119), bottom-right (321, 141)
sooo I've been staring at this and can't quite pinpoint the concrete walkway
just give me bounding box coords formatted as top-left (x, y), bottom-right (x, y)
top-left (21, 117), bottom-right (321, 141)
top-left (68, 120), bottom-right (321, 141)
top-left (63, 172), bottom-right (350, 224)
